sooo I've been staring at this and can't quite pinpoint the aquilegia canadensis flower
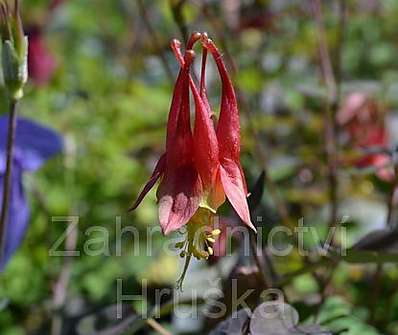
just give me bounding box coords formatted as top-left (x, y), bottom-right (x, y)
top-left (0, 115), bottom-right (63, 271)
top-left (130, 32), bottom-right (255, 287)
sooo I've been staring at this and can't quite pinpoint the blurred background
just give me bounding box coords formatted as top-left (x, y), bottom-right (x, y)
top-left (2, 0), bottom-right (398, 334)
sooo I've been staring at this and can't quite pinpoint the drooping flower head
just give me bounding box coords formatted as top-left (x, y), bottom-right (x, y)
top-left (130, 32), bottom-right (255, 288)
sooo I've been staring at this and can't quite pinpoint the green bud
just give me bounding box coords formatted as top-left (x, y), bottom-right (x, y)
top-left (0, 0), bottom-right (27, 100)
top-left (2, 36), bottom-right (27, 99)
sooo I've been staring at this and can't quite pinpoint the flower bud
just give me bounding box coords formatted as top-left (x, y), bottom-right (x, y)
top-left (0, 0), bottom-right (28, 100)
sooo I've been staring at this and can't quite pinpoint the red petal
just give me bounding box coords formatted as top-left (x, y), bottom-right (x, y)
top-left (202, 36), bottom-right (253, 225)
top-left (170, 41), bottom-right (217, 174)
top-left (130, 51), bottom-right (193, 213)
top-left (191, 74), bottom-right (219, 190)
top-left (129, 153), bottom-right (166, 211)
top-left (157, 164), bottom-right (202, 234)
top-left (206, 167), bottom-right (226, 211)
top-left (219, 160), bottom-right (256, 231)
top-left (171, 38), bottom-right (214, 119)
top-left (202, 37), bottom-right (241, 160)
top-left (165, 51), bottom-right (195, 152)
top-left (199, 48), bottom-right (215, 119)
top-left (155, 49), bottom-right (202, 234)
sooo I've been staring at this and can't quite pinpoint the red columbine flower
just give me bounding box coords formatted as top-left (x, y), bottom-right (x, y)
top-left (131, 32), bottom-right (254, 232)
top-left (171, 34), bottom-right (255, 231)
top-left (130, 32), bottom-right (254, 288)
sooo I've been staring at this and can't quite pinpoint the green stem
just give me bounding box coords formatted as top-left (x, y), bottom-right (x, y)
top-left (175, 252), bottom-right (191, 291)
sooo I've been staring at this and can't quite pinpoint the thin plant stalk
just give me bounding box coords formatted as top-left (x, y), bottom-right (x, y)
top-left (311, 0), bottom-right (345, 229)
top-left (311, 0), bottom-right (346, 319)
top-left (0, 99), bottom-right (18, 260)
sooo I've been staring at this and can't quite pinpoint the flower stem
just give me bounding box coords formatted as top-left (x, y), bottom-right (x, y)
top-left (176, 252), bottom-right (191, 291)
top-left (0, 99), bottom-right (18, 261)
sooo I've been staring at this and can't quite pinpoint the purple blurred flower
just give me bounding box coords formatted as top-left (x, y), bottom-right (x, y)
top-left (0, 115), bottom-right (63, 271)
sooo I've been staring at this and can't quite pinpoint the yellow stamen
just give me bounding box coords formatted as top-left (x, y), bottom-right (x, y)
top-left (174, 209), bottom-right (222, 289)
top-left (211, 229), bottom-right (221, 236)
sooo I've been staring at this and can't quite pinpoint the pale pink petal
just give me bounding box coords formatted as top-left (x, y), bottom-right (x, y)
top-left (157, 165), bottom-right (202, 234)
top-left (219, 161), bottom-right (256, 231)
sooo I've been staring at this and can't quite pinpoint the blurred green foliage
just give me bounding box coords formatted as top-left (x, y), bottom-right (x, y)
top-left (1, 0), bottom-right (398, 334)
